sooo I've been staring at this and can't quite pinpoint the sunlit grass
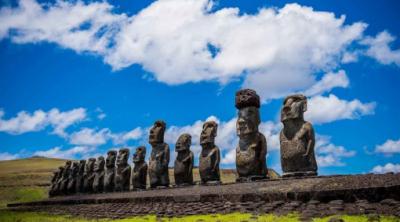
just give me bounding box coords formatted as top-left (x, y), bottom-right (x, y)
top-left (1, 211), bottom-right (399, 222)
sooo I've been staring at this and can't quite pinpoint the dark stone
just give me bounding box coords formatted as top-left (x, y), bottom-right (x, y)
top-left (174, 134), bottom-right (194, 186)
top-left (75, 160), bottom-right (86, 193)
top-left (115, 148), bottom-right (131, 192)
top-left (60, 161), bottom-right (72, 195)
top-left (148, 120), bottom-right (170, 188)
top-left (83, 158), bottom-right (96, 193)
top-left (280, 94), bottom-right (318, 177)
top-left (235, 89), bottom-right (267, 180)
top-left (132, 146), bottom-right (148, 190)
top-left (93, 156), bottom-right (105, 193)
top-left (104, 150), bottom-right (117, 192)
top-left (199, 121), bottom-right (221, 184)
top-left (49, 166), bottom-right (63, 197)
top-left (67, 161), bottom-right (79, 194)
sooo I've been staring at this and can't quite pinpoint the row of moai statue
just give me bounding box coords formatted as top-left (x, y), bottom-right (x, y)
top-left (49, 89), bottom-right (317, 196)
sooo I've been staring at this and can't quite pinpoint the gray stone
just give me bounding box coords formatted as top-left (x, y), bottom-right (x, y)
top-left (174, 134), bottom-right (194, 186)
top-left (148, 120), bottom-right (170, 188)
top-left (60, 160), bottom-right (72, 194)
top-left (235, 89), bottom-right (268, 181)
top-left (104, 150), bottom-right (117, 192)
top-left (132, 146), bottom-right (148, 190)
top-left (280, 94), bottom-right (317, 177)
top-left (67, 161), bottom-right (79, 194)
top-left (93, 156), bottom-right (105, 193)
top-left (49, 166), bottom-right (63, 197)
top-left (83, 158), bottom-right (96, 193)
top-left (199, 121), bottom-right (221, 184)
top-left (75, 160), bottom-right (86, 193)
top-left (115, 148), bottom-right (131, 192)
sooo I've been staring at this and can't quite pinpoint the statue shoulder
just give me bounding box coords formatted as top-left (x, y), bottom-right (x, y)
top-left (303, 121), bottom-right (314, 131)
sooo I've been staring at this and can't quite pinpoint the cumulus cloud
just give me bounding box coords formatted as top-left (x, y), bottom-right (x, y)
top-left (315, 135), bottom-right (356, 167)
top-left (0, 152), bottom-right (20, 160)
top-left (361, 31), bottom-right (400, 66)
top-left (303, 70), bottom-right (349, 97)
top-left (0, 108), bottom-right (86, 135)
top-left (111, 127), bottom-right (144, 145)
top-left (33, 146), bottom-right (95, 159)
top-left (4, 0), bottom-right (395, 100)
top-left (375, 138), bottom-right (400, 154)
top-left (69, 128), bottom-right (110, 146)
top-left (372, 163), bottom-right (400, 174)
top-left (305, 94), bottom-right (376, 124)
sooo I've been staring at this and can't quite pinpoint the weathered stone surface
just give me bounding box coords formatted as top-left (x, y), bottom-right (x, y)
top-left (104, 150), bottom-right (116, 192)
top-left (148, 120), bottom-right (170, 188)
top-left (280, 94), bottom-right (317, 177)
top-left (199, 121), bottom-right (221, 184)
top-left (132, 146), bottom-right (148, 190)
top-left (75, 160), bottom-right (86, 193)
top-left (67, 162), bottom-right (79, 194)
top-left (235, 89), bottom-right (267, 181)
top-left (93, 156), bottom-right (105, 193)
top-left (60, 161), bottom-right (72, 195)
top-left (174, 134), bottom-right (194, 186)
top-left (49, 166), bottom-right (63, 197)
top-left (115, 148), bottom-right (131, 192)
top-left (83, 158), bottom-right (95, 193)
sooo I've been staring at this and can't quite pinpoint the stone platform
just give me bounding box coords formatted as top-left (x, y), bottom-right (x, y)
top-left (7, 173), bottom-right (400, 220)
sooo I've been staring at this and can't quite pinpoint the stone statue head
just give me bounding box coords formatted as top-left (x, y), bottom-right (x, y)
top-left (149, 120), bottom-right (166, 145)
top-left (63, 160), bottom-right (72, 176)
top-left (58, 166), bottom-right (64, 177)
top-left (116, 148), bottom-right (130, 167)
top-left (235, 89), bottom-right (261, 137)
top-left (106, 150), bottom-right (117, 168)
top-left (200, 121), bottom-right (218, 145)
top-left (133, 146), bottom-right (146, 163)
top-left (85, 158), bottom-right (96, 173)
top-left (78, 160), bottom-right (86, 174)
top-left (94, 156), bottom-right (105, 172)
top-left (281, 94), bottom-right (307, 123)
top-left (176, 134), bottom-right (191, 153)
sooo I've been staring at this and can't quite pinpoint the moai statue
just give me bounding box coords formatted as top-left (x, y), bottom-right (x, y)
top-left (235, 89), bottom-right (268, 181)
top-left (199, 121), bottom-right (221, 184)
top-left (60, 160), bottom-right (72, 194)
top-left (67, 161), bottom-right (79, 194)
top-left (104, 150), bottom-right (117, 192)
top-left (114, 148), bottom-right (131, 191)
top-left (75, 160), bottom-right (86, 193)
top-left (49, 167), bottom-right (62, 197)
top-left (54, 166), bottom-right (65, 196)
top-left (132, 146), bottom-right (148, 190)
top-left (280, 94), bottom-right (317, 177)
top-left (93, 156), bottom-right (105, 193)
top-left (174, 134), bottom-right (194, 186)
top-left (148, 120), bottom-right (170, 188)
top-left (83, 158), bottom-right (96, 193)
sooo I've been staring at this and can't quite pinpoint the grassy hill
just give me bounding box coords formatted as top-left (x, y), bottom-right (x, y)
top-left (0, 157), bottom-right (279, 208)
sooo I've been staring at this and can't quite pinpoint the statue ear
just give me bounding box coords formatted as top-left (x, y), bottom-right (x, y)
top-left (303, 100), bottom-right (307, 112)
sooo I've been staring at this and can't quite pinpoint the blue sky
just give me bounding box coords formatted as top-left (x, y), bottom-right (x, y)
top-left (0, 0), bottom-right (399, 175)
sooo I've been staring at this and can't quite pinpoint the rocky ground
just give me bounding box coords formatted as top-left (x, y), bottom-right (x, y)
top-left (8, 173), bottom-right (400, 221)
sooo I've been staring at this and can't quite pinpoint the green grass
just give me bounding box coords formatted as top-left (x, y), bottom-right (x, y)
top-left (1, 211), bottom-right (399, 222)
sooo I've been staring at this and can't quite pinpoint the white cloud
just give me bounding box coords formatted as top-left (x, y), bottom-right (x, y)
top-left (372, 163), bottom-right (400, 174)
top-left (361, 31), bottom-right (400, 66)
top-left (305, 94), bottom-right (376, 124)
top-left (0, 108), bottom-right (86, 135)
top-left (1, 0), bottom-right (383, 100)
top-left (315, 135), bottom-right (356, 167)
top-left (303, 70), bottom-right (349, 96)
top-left (69, 128), bottom-right (110, 146)
top-left (0, 152), bottom-right (20, 160)
top-left (375, 138), bottom-right (400, 154)
top-left (111, 127), bottom-right (144, 145)
top-left (33, 146), bottom-right (95, 159)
